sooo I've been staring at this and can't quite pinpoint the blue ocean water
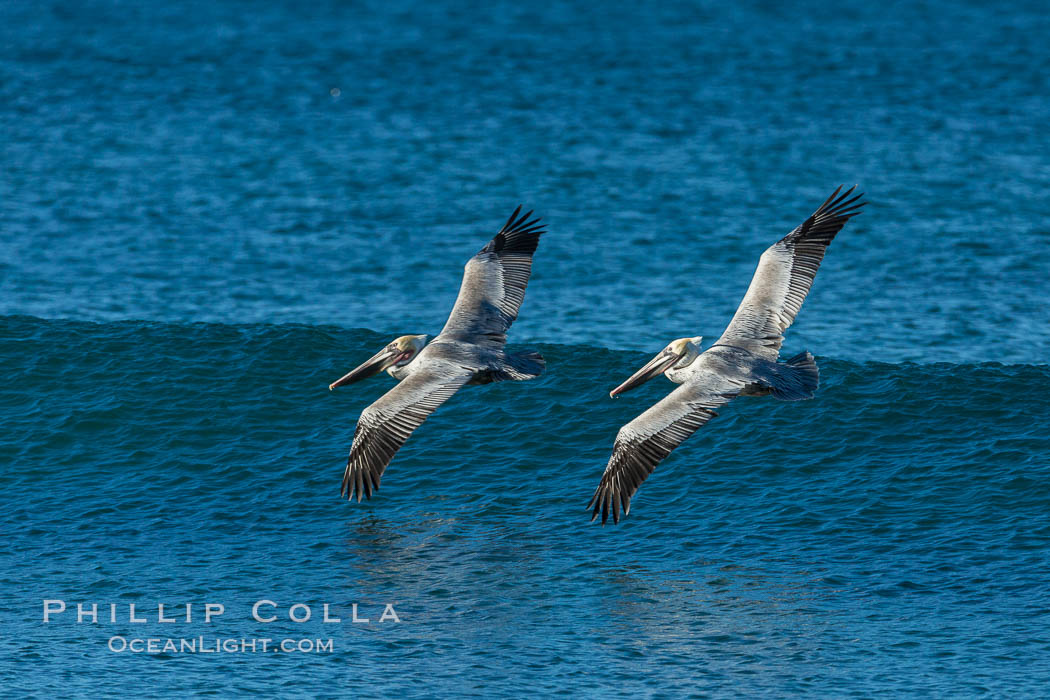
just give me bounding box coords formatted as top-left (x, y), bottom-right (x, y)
top-left (2, 0), bottom-right (1049, 696)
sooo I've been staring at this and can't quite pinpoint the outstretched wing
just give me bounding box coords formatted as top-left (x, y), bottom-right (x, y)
top-left (588, 372), bottom-right (742, 524)
top-left (439, 206), bottom-right (546, 347)
top-left (716, 186), bottom-right (866, 360)
top-left (341, 362), bottom-right (472, 502)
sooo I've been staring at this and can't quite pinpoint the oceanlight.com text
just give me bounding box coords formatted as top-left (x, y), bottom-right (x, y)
top-left (107, 636), bottom-right (334, 654)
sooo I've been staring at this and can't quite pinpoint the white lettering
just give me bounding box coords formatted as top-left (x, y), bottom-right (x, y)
top-left (379, 604), bottom-right (401, 623)
top-left (253, 600), bottom-right (277, 623)
top-left (77, 603), bottom-right (97, 623)
top-left (323, 604), bottom-right (340, 623)
top-left (156, 604), bottom-right (175, 625)
top-left (43, 599), bottom-right (66, 622)
top-left (289, 603), bottom-right (311, 623)
top-left (204, 603), bottom-right (224, 623)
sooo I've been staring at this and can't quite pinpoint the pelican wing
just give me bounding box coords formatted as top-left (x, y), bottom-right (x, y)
top-left (588, 372), bottom-right (742, 524)
top-left (439, 206), bottom-right (546, 346)
top-left (716, 186), bottom-right (866, 359)
top-left (342, 361), bottom-right (472, 502)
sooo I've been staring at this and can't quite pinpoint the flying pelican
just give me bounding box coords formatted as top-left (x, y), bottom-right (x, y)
top-left (588, 186), bottom-right (866, 524)
top-left (329, 206), bottom-right (546, 502)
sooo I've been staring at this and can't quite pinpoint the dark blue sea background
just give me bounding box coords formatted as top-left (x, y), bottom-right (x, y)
top-left (3, 0), bottom-right (1049, 695)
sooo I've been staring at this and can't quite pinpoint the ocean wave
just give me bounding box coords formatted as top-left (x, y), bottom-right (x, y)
top-left (4, 314), bottom-right (1046, 497)
top-left (5, 304), bottom-right (1050, 696)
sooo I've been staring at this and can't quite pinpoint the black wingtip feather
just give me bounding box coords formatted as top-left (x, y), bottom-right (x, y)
top-left (586, 487), bottom-right (617, 525)
top-left (785, 185), bottom-right (867, 246)
top-left (816, 185), bottom-right (845, 212)
top-left (489, 205), bottom-right (546, 256)
top-left (819, 185), bottom-right (867, 219)
top-left (498, 204), bottom-right (546, 237)
top-left (500, 204), bottom-right (523, 232)
top-left (341, 460), bottom-right (380, 502)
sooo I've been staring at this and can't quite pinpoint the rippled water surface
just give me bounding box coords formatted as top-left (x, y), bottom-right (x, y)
top-left (3, 0), bottom-right (1050, 696)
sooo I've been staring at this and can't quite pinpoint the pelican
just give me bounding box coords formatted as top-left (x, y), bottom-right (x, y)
top-left (588, 186), bottom-right (866, 524)
top-left (329, 206), bottom-right (546, 502)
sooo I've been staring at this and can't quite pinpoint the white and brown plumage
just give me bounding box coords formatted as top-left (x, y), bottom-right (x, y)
top-left (588, 186), bottom-right (866, 524)
top-left (329, 206), bottom-right (546, 502)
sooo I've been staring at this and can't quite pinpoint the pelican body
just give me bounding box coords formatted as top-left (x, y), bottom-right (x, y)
top-left (589, 186), bottom-right (866, 524)
top-left (330, 207), bottom-right (546, 501)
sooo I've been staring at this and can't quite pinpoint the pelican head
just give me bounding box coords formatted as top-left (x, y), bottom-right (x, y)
top-left (329, 334), bottom-right (429, 390)
top-left (609, 336), bottom-right (702, 398)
